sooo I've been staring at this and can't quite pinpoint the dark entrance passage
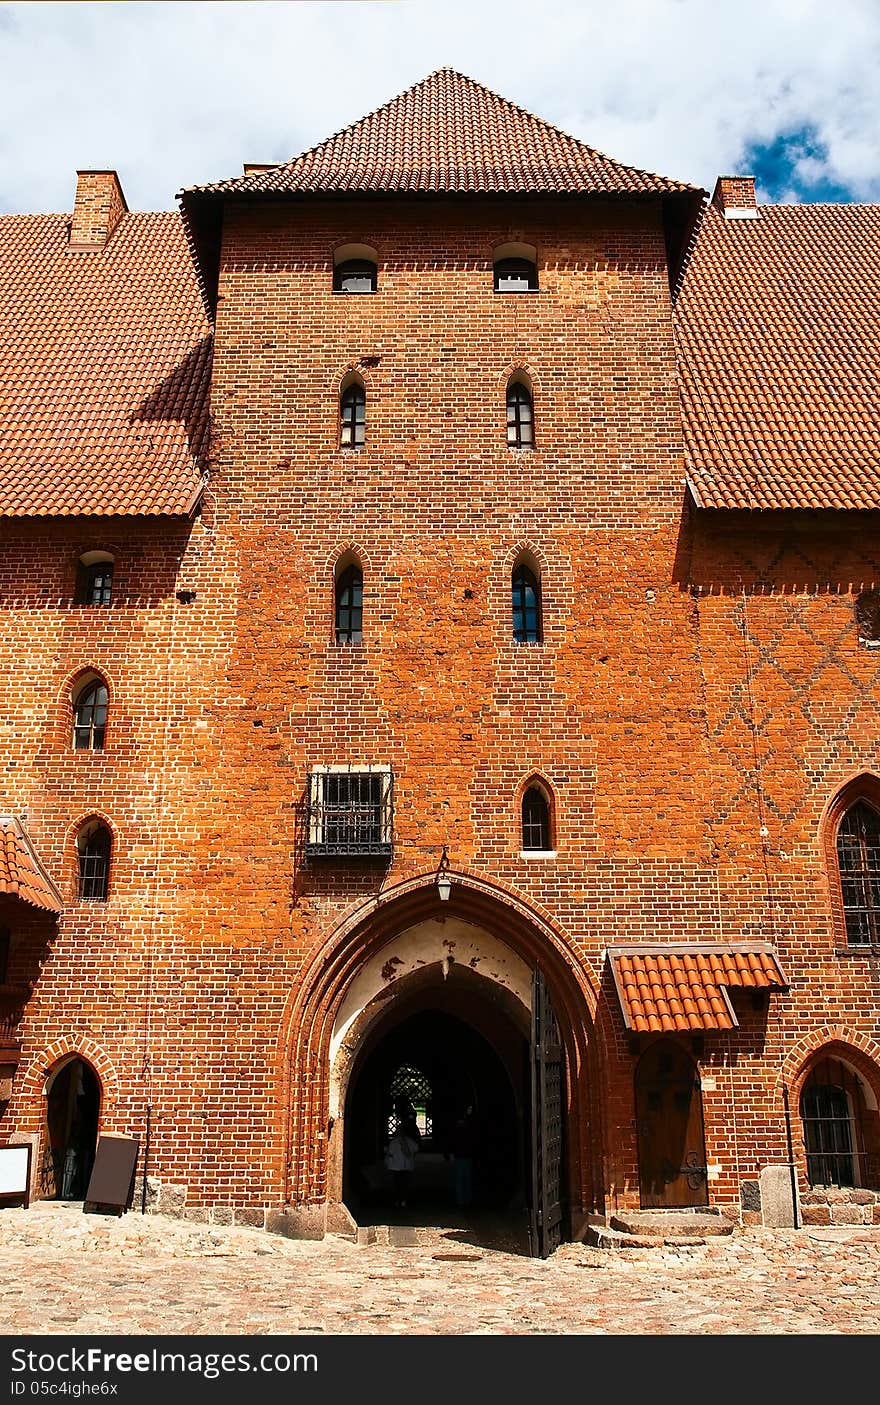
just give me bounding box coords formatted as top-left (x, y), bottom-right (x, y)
top-left (43, 1057), bottom-right (100, 1200)
top-left (343, 968), bottom-right (531, 1247)
top-left (636, 1039), bottom-right (708, 1208)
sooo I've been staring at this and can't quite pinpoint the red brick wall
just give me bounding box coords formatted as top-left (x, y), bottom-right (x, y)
top-left (3, 192), bottom-right (879, 1224)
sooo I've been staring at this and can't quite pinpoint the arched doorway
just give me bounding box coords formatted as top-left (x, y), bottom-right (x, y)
top-left (636, 1040), bottom-right (707, 1208)
top-left (42, 1057), bottom-right (100, 1200)
top-left (800, 1055), bottom-right (879, 1189)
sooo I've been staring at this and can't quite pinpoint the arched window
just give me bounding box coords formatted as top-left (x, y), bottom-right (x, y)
top-left (522, 784), bottom-right (552, 851)
top-left (76, 822), bottom-right (112, 902)
top-left (836, 799), bottom-right (880, 947)
top-left (512, 562), bottom-right (542, 643)
top-left (72, 677), bottom-right (108, 752)
top-left (493, 242), bottom-right (538, 293)
top-left (856, 591), bottom-right (880, 646)
top-left (507, 376), bottom-right (535, 449)
top-left (340, 380), bottom-right (366, 449)
top-left (800, 1058), bottom-right (871, 1188)
top-left (335, 563), bottom-right (363, 644)
top-left (75, 551), bottom-right (114, 607)
top-left (333, 243), bottom-right (378, 294)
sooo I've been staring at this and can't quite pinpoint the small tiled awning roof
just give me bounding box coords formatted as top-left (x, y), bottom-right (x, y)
top-left (608, 944), bottom-right (788, 1034)
top-left (0, 817), bottom-right (63, 914)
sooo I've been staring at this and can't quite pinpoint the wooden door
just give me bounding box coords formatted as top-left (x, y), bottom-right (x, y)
top-left (636, 1040), bottom-right (708, 1208)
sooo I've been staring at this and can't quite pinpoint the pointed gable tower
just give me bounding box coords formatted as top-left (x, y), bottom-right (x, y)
top-left (180, 68), bottom-right (702, 309)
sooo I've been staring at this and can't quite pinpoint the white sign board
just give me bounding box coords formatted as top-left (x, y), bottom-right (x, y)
top-left (0, 1144), bottom-right (32, 1206)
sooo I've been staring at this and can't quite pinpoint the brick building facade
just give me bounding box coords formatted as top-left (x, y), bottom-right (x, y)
top-left (1, 71), bottom-right (878, 1250)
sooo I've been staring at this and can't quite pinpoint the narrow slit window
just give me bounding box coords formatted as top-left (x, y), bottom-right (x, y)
top-left (340, 382), bottom-right (366, 449)
top-left (507, 380), bottom-right (535, 449)
top-left (512, 564), bottom-right (542, 643)
top-left (72, 680), bottom-right (109, 752)
top-left (837, 799), bottom-right (880, 947)
top-left (335, 565), bottom-right (363, 644)
top-left (77, 824), bottom-right (112, 902)
top-left (522, 786), bottom-right (551, 851)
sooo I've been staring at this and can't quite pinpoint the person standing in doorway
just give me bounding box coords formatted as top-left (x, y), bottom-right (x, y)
top-left (385, 1120), bottom-right (419, 1208)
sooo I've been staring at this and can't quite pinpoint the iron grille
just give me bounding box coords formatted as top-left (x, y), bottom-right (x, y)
top-left (306, 767), bottom-right (393, 858)
top-left (837, 800), bottom-right (880, 946)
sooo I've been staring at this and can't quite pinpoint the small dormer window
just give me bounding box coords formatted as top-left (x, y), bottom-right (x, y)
top-left (493, 242), bottom-right (538, 294)
top-left (333, 243), bottom-right (379, 294)
top-left (75, 551), bottom-right (114, 606)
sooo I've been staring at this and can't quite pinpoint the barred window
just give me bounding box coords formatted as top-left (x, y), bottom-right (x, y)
top-left (306, 768), bottom-right (393, 857)
top-left (340, 381), bottom-right (366, 449)
top-left (507, 379), bottom-right (535, 449)
top-left (335, 564), bottom-right (363, 644)
top-left (837, 799), bottom-right (880, 946)
top-left (77, 822), bottom-right (112, 902)
top-left (800, 1059), bottom-right (867, 1188)
top-left (73, 679), bottom-right (109, 752)
top-left (522, 785), bottom-right (552, 851)
top-left (512, 563), bottom-right (542, 643)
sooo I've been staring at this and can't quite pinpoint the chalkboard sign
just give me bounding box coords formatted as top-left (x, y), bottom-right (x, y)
top-left (0, 1143), bottom-right (32, 1209)
top-left (83, 1134), bottom-right (139, 1215)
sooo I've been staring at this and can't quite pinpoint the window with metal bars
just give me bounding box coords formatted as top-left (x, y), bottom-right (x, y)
top-left (335, 565), bottom-right (363, 644)
top-left (512, 563), bottom-right (542, 643)
top-left (333, 259), bottom-right (377, 293)
top-left (800, 1059), bottom-right (867, 1188)
top-left (522, 785), bottom-right (552, 851)
top-left (387, 1065), bottom-right (432, 1141)
top-left (72, 679), bottom-right (108, 751)
top-left (340, 381), bottom-right (366, 449)
top-left (75, 561), bottom-right (113, 607)
top-left (507, 379), bottom-right (535, 449)
top-left (306, 768), bottom-right (393, 857)
top-left (77, 823), bottom-right (112, 901)
top-left (837, 799), bottom-right (880, 946)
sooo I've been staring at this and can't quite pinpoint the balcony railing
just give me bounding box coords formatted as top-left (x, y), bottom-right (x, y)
top-left (306, 767), bottom-right (393, 858)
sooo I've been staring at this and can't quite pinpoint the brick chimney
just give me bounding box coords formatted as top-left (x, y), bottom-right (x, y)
top-left (711, 175), bottom-right (759, 220)
top-left (69, 170), bottom-right (128, 251)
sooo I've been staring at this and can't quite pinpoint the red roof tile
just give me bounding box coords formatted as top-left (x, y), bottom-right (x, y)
top-left (0, 817), bottom-right (63, 913)
top-left (0, 212), bottom-right (211, 517)
top-left (608, 945), bottom-right (788, 1033)
top-left (676, 200), bottom-right (880, 510)
top-left (189, 69), bottom-right (697, 199)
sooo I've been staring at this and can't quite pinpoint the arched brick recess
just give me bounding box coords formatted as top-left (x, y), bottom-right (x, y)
top-left (279, 866), bottom-right (603, 1217)
top-left (784, 1028), bottom-right (880, 1186)
top-left (17, 1035), bottom-right (118, 1130)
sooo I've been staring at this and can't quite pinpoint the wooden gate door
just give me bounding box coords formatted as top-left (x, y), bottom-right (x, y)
top-left (636, 1040), bottom-right (708, 1208)
top-left (530, 968), bottom-right (565, 1257)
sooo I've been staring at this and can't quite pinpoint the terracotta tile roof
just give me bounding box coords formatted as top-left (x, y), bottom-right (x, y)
top-left (0, 817), bottom-right (63, 913)
top-left (676, 200), bottom-right (880, 510)
top-left (0, 212), bottom-right (211, 517)
top-left (188, 69), bottom-right (697, 199)
top-left (608, 945), bottom-right (788, 1033)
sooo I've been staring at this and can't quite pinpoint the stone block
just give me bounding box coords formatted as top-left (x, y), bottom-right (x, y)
top-left (740, 1179), bottom-right (761, 1212)
top-left (325, 1201), bottom-right (358, 1236)
top-left (235, 1207), bottom-right (266, 1229)
top-left (759, 1165), bottom-right (799, 1228)
top-left (266, 1205), bottom-right (325, 1241)
top-left (801, 1204), bottom-right (831, 1225)
top-left (830, 1203), bottom-right (864, 1224)
top-left (143, 1177), bottom-right (161, 1214)
top-left (184, 1207), bottom-right (209, 1223)
top-left (847, 1189), bottom-right (875, 1205)
top-left (160, 1184), bottom-right (187, 1219)
top-left (211, 1205), bottom-right (233, 1226)
top-left (872, 1204), bottom-right (880, 1225)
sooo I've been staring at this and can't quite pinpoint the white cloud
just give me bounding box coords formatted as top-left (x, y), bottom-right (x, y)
top-left (0, 0), bottom-right (877, 213)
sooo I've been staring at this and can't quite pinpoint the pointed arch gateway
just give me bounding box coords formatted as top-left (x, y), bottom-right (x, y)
top-left (282, 870), bottom-right (600, 1255)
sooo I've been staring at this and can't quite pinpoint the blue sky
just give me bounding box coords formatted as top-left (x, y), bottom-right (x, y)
top-left (0, 0), bottom-right (878, 213)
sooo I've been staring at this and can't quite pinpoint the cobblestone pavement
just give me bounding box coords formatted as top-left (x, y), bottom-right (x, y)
top-left (1, 1203), bottom-right (879, 1335)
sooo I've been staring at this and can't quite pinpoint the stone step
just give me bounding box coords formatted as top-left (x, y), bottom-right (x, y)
top-left (609, 1211), bottom-right (733, 1238)
top-left (355, 1224), bottom-right (485, 1255)
top-left (585, 1224), bottom-right (711, 1251)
